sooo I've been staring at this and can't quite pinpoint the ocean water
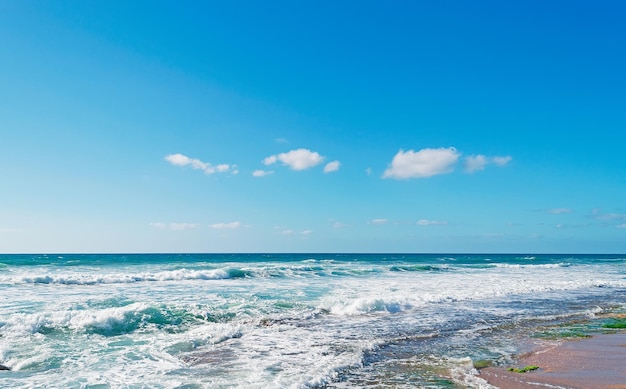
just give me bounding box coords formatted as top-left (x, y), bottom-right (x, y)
top-left (0, 253), bottom-right (625, 388)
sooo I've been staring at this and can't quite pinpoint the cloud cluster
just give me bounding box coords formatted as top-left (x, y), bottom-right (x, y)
top-left (165, 153), bottom-right (238, 175)
top-left (276, 227), bottom-right (314, 236)
top-left (252, 170), bottom-right (274, 177)
top-left (263, 148), bottom-right (324, 171)
top-left (261, 148), bottom-right (341, 175)
top-left (464, 154), bottom-right (512, 173)
top-left (383, 148), bottom-right (459, 179)
top-left (324, 160), bottom-right (341, 173)
top-left (150, 222), bottom-right (242, 231)
top-left (548, 208), bottom-right (573, 215)
top-left (150, 222), bottom-right (200, 231)
top-left (368, 218), bottom-right (449, 226)
top-left (590, 209), bottom-right (626, 228)
top-left (416, 219), bottom-right (448, 226)
top-left (383, 148), bottom-right (512, 179)
top-left (166, 145), bottom-right (510, 180)
top-left (210, 222), bottom-right (242, 230)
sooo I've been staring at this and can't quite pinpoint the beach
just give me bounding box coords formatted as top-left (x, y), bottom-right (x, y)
top-left (480, 332), bottom-right (626, 389)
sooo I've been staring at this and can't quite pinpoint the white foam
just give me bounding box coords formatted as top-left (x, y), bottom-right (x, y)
top-left (447, 357), bottom-right (498, 389)
top-left (1, 268), bottom-right (240, 286)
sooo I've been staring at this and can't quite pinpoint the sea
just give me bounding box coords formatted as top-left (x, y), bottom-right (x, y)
top-left (0, 253), bottom-right (625, 388)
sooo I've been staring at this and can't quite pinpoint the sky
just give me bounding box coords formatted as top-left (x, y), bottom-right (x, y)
top-left (1, 1), bottom-right (625, 253)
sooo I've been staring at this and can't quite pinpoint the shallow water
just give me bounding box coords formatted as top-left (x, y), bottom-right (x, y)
top-left (1, 254), bottom-right (624, 388)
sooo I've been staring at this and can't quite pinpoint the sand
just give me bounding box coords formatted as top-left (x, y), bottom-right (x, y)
top-left (479, 333), bottom-right (626, 389)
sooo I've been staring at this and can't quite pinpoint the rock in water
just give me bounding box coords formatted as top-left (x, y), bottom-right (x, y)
top-left (0, 364), bottom-right (9, 371)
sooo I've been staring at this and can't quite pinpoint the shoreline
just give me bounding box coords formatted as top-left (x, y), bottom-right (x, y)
top-left (479, 332), bottom-right (626, 389)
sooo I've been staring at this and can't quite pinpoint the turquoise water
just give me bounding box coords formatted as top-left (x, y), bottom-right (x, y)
top-left (0, 254), bottom-right (625, 388)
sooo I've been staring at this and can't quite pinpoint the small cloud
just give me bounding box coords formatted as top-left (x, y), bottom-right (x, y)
top-left (263, 148), bottom-right (325, 171)
top-left (275, 138), bottom-right (288, 143)
top-left (170, 223), bottom-right (200, 230)
top-left (276, 227), bottom-right (312, 236)
top-left (165, 153), bottom-right (236, 175)
top-left (216, 164), bottom-right (230, 173)
top-left (492, 156), bottom-right (512, 166)
top-left (263, 155), bottom-right (278, 165)
top-left (464, 155), bottom-right (488, 173)
top-left (150, 222), bottom-right (200, 231)
top-left (416, 219), bottom-right (448, 226)
top-left (210, 222), bottom-right (242, 230)
top-left (617, 223), bottom-right (626, 229)
top-left (465, 154), bottom-right (512, 173)
top-left (369, 219), bottom-right (389, 225)
top-left (252, 169), bottom-right (274, 177)
top-left (548, 208), bottom-right (573, 215)
top-left (324, 160), bottom-right (341, 173)
top-left (332, 221), bottom-right (347, 229)
top-left (382, 147), bottom-right (459, 179)
top-left (365, 168), bottom-right (373, 175)
top-left (590, 210), bottom-right (626, 220)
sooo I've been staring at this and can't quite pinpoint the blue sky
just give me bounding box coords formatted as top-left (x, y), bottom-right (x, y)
top-left (1, 1), bottom-right (625, 253)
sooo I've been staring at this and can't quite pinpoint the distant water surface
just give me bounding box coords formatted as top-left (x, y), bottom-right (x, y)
top-left (0, 253), bottom-right (624, 388)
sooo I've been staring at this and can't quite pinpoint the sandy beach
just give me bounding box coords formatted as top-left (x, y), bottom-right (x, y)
top-left (480, 332), bottom-right (626, 389)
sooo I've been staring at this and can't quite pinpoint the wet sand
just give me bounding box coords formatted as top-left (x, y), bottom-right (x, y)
top-left (480, 333), bottom-right (626, 389)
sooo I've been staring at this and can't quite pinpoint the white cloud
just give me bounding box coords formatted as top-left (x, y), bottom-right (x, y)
top-left (170, 223), bottom-right (200, 230)
top-left (548, 208), bottom-right (573, 214)
top-left (165, 153), bottom-right (236, 175)
top-left (150, 222), bottom-right (200, 230)
top-left (492, 156), bottom-right (512, 166)
top-left (369, 219), bottom-right (388, 225)
top-left (591, 210), bottom-right (626, 220)
top-left (365, 168), bottom-right (373, 175)
top-left (465, 154), bottom-right (512, 173)
top-left (275, 138), bottom-right (288, 143)
top-left (382, 147), bottom-right (459, 179)
top-left (263, 155), bottom-right (278, 165)
top-left (164, 153), bottom-right (193, 167)
top-left (332, 221), bottom-right (347, 229)
top-left (216, 164), bottom-right (230, 173)
top-left (416, 219), bottom-right (448, 226)
top-left (210, 222), bottom-right (242, 230)
top-left (324, 160), bottom-right (341, 173)
top-left (263, 148), bottom-right (324, 171)
top-left (276, 227), bottom-right (313, 236)
top-left (252, 170), bottom-right (274, 177)
top-left (464, 155), bottom-right (488, 173)
top-left (617, 223), bottom-right (626, 229)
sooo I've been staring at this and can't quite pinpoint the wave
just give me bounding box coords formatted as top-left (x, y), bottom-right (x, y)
top-left (0, 302), bottom-right (219, 337)
top-left (389, 264), bottom-right (450, 272)
top-left (493, 263), bottom-right (571, 269)
top-left (1, 263), bottom-right (385, 286)
top-left (3, 267), bottom-right (252, 286)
